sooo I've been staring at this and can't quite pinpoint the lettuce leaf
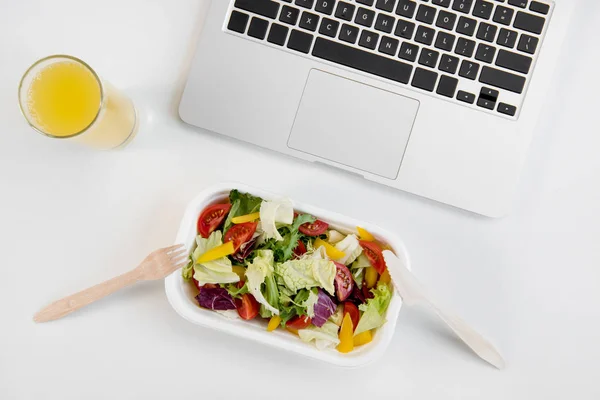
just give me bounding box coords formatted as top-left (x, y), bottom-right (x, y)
top-left (350, 253), bottom-right (371, 289)
top-left (298, 321), bottom-right (341, 350)
top-left (354, 283), bottom-right (393, 336)
top-left (263, 214), bottom-right (315, 262)
top-left (260, 199), bottom-right (294, 241)
top-left (334, 234), bottom-right (362, 265)
top-left (275, 258), bottom-right (336, 295)
top-left (259, 273), bottom-right (280, 318)
top-left (192, 232), bottom-right (240, 286)
top-left (278, 289), bottom-right (311, 325)
top-left (245, 250), bottom-right (279, 315)
top-left (223, 190), bottom-right (263, 233)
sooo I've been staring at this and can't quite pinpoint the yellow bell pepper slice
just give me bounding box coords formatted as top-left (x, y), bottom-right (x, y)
top-left (353, 330), bottom-right (373, 346)
top-left (365, 267), bottom-right (378, 289)
top-left (379, 269), bottom-right (391, 285)
top-left (267, 315), bottom-right (282, 332)
top-left (232, 265), bottom-right (246, 280)
top-left (314, 238), bottom-right (346, 260)
top-left (231, 212), bottom-right (261, 224)
top-left (286, 327), bottom-right (299, 336)
top-left (196, 241), bottom-right (235, 264)
top-left (337, 313), bottom-right (354, 353)
top-left (357, 226), bottom-right (375, 242)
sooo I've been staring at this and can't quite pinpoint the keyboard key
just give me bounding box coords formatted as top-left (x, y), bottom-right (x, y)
top-left (235, 0), bottom-right (280, 19)
top-left (452, 0), bottom-right (474, 14)
top-left (418, 48), bottom-right (440, 67)
top-left (498, 102), bottom-right (517, 116)
top-left (497, 28), bottom-right (518, 48)
top-left (530, 1), bottom-right (549, 15)
top-left (379, 36), bottom-right (400, 55)
top-left (480, 87), bottom-right (498, 101)
top-left (399, 42), bottom-right (419, 61)
top-left (300, 11), bottom-right (320, 31)
top-left (479, 65), bottom-right (526, 93)
top-left (375, 13), bottom-right (396, 33)
top-left (473, 0), bottom-right (493, 19)
top-left (280, 6), bottom-right (300, 24)
top-left (248, 17), bottom-right (269, 39)
top-left (376, 0), bottom-right (397, 12)
top-left (412, 67), bottom-right (438, 91)
top-left (476, 22), bottom-right (497, 42)
top-left (295, 0), bottom-right (315, 9)
top-left (228, 10), bottom-right (250, 33)
top-left (436, 10), bottom-right (457, 30)
top-left (439, 54), bottom-right (459, 73)
top-left (357, 0), bottom-right (375, 5)
top-left (459, 60), bottom-right (480, 79)
top-left (433, 0), bottom-right (452, 7)
top-left (477, 97), bottom-right (495, 109)
top-left (496, 49), bottom-right (532, 73)
top-left (267, 23), bottom-right (289, 45)
top-left (312, 37), bottom-right (414, 83)
top-left (315, 0), bottom-right (336, 15)
top-left (359, 30), bottom-right (380, 50)
top-left (514, 11), bottom-right (545, 34)
top-left (475, 43), bottom-right (496, 63)
top-left (356, 7), bottom-right (376, 27)
top-left (415, 25), bottom-right (435, 45)
top-left (319, 17), bottom-right (340, 37)
top-left (508, 0), bottom-right (527, 7)
top-left (456, 16), bottom-right (477, 36)
top-left (435, 32), bottom-right (456, 51)
top-left (493, 6), bottom-right (514, 25)
top-left (416, 4), bottom-right (437, 24)
top-left (457, 90), bottom-right (476, 103)
top-left (396, 0), bottom-right (417, 18)
top-left (436, 75), bottom-right (459, 97)
top-left (335, 2), bottom-right (356, 21)
top-left (340, 24), bottom-right (360, 43)
top-left (394, 19), bottom-right (416, 39)
top-left (287, 29), bottom-right (314, 53)
top-left (455, 37), bottom-right (476, 57)
top-left (517, 34), bottom-right (539, 54)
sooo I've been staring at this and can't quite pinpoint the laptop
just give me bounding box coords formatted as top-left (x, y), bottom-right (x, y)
top-left (179, 0), bottom-right (574, 217)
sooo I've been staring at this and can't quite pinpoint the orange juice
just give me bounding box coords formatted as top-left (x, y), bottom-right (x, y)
top-left (19, 55), bottom-right (138, 149)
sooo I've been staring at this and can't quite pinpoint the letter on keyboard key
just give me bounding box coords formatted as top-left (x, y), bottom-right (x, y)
top-left (411, 68), bottom-right (439, 92)
top-left (235, 0), bottom-right (280, 19)
top-left (312, 37), bottom-right (413, 84)
top-left (315, 0), bottom-right (336, 15)
top-left (396, 0), bottom-right (417, 19)
top-left (479, 66), bottom-right (526, 93)
top-left (496, 49), bottom-right (532, 74)
top-left (514, 11), bottom-right (546, 34)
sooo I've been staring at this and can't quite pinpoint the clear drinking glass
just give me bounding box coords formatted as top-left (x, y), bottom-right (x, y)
top-left (18, 55), bottom-right (138, 149)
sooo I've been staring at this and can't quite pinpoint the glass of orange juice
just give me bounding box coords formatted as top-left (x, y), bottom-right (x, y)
top-left (18, 55), bottom-right (138, 149)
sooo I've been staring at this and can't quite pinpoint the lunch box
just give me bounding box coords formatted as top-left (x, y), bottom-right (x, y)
top-left (165, 183), bottom-right (410, 367)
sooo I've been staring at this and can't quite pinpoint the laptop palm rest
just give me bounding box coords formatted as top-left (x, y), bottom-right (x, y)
top-left (287, 69), bottom-right (419, 180)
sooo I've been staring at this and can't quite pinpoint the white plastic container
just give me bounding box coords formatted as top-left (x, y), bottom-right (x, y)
top-left (165, 183), bottom-right (410, 367)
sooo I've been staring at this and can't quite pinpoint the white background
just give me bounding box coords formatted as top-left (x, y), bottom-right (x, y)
top-left (1, 1), bottom-right (599, 399)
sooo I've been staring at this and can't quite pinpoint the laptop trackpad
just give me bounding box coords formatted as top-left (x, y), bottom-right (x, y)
top-left (288, 70), bottom-right (420, 179)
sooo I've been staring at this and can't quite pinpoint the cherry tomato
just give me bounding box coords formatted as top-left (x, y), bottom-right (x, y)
top-left (197, 203), bottom-right (231, 238)
top-left (235, 293), bottom-right (260, 320)
top-left (343, 302), bottom-right (360, 330)
top-left (224, 222), bottom-right (258, 253)
top-left (359, 240), bottom-right (387, 274)
top-left (298, 218), bottom-right (329, 236)
top-left (292, 240), bottom-right (307, 259)
top-left (286, 315), bottom-right (312, 330)
top-left (193, 279), bottom-right (218, 292)
top-left (334, 262), bottom-right (354, 301)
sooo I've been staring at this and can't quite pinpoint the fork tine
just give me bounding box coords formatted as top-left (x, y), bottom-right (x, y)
top-left (173, 259), bottom-right (190, 270)
top-left (171, 255), bottom-right (190, 266)
top-left (169, 249), bottom-right (188, 260)
top-left (164, 244), bottom-right (185, 253)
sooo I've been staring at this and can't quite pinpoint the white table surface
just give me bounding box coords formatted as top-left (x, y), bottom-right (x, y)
top-left (1, 1), bottom-right (599, 399)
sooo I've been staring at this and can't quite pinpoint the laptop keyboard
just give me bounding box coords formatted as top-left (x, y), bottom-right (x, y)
top-left (225, 0), bottom-right (553, 119)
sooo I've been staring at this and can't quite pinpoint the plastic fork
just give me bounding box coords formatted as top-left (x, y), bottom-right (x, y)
top-left (34, 244), bottom-right (188, 323)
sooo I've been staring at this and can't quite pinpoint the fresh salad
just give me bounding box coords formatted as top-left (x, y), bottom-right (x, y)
top-left (182, 189), bottom-right (394, 353)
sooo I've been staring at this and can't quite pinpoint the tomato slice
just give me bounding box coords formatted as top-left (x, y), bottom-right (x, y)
top-left (197, 203), bottom-right (231, 238)
top-left (235, 293), bottom-right (260, 320)
top-left (286, 315), bottom-right (312, 330)
top-left (359, 240), bottom-right (387, 274)
top-left (224, 222), bottom-right (258, 253)
top-left (298, 218), bottom-right (329, 236)
top-left (343, 302), bottom-right (360, 331)
top-left (334, 262), bottom-right (354, 301)
top-left (292, 240), bottom-right (307, 259)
